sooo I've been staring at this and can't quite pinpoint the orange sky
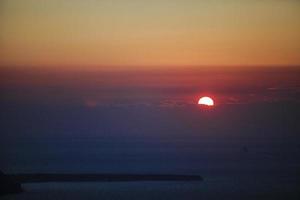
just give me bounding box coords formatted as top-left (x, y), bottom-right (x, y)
top-left (0, 0), bottom-right (300, 69)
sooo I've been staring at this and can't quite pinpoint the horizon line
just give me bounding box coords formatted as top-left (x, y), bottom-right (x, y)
top-left (1, 64), bottom-right (300, 73)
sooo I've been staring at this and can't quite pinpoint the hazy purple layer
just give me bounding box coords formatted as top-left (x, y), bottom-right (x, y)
top-left (1, 67), bottom-right (300, 107)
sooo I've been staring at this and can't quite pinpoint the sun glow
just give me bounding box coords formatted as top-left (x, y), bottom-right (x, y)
top-left (198, 97), bottom-right (214, 106)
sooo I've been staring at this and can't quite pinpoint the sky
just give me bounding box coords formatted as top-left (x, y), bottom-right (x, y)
top-left (0, 0), bottom-right (300, 69)
top-left (1, 67), bottom-right (299, 107)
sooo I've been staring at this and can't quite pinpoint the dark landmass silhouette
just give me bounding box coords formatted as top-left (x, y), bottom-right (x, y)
top-left (9, 173), bottom-right (203, 183)
top-left (0, 171), bottom-right (23, 196)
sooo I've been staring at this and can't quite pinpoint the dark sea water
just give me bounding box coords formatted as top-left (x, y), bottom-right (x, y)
top-left (1, 103), bottom-right (299, 173)
top-left (1, 103), bottom-right (300, 199)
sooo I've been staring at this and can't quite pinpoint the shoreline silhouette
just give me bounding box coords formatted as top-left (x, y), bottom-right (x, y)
top-left (9, 173), bottom-right (203, 183)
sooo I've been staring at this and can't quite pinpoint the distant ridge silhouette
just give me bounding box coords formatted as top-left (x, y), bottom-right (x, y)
top-left (0, 170), bottom-right (23, 196)
top-left (10, 173), bottom-right (203, 183)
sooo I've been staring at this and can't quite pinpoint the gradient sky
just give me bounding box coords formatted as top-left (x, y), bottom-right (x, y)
top-left (0, 0), bottom-right (300, 69)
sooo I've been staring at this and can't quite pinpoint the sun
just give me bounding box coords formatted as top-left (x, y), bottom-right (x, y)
top-left (198, 96), bottom-right (214, 106)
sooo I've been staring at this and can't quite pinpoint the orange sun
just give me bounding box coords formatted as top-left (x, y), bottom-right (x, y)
top-left (198, 96), bottom-right (214, 106)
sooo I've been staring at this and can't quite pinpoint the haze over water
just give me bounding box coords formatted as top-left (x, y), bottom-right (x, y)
top-left (1, 67), bottom-right (299, 173)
